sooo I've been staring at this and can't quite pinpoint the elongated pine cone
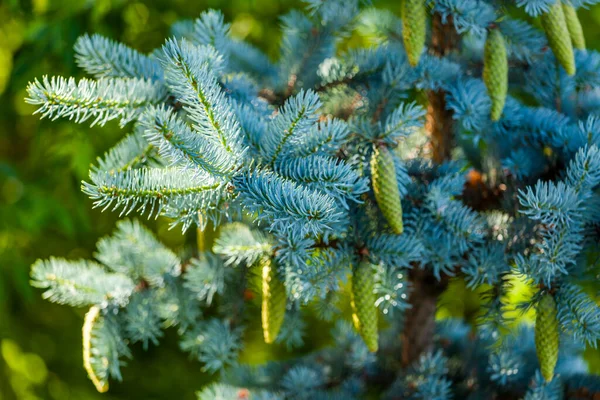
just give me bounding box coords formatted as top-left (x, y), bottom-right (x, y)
top-left (541, 0), bottom-right (576, 75)
top-left (483, 28), bottom-right (508, 121)
top-left (535, 293), bottom-right (559, 382)
top-left (261, 257), bottom-right (286, 344)
top-left (562, 1), bottom-right (585, 50)
top-left (351, 261), bottom-right (378, 352)
top-left (402, 0), bottom-right (427, 67)
top-left (371, 145), bottom-right (403, 234)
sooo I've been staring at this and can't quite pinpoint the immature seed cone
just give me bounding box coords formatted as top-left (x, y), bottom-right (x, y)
top-left (541, 0), bottom-right (576, 75)
top-left (535, 293), bottom-right (559, 382)
top-left (483, 28), bottom-right (508, 121)
top-left (562, 1), bottom-right (586, 50)
top-left (402, 0), bottom-right (427, 67)
top-left (351, 261), bottom-right (378, 352)
top-left (261, 257), bottom-right (286, 344)
top-left (371, 145), bottom-right (403, 234)
top-left (82, 306), bottom-right (109, 393)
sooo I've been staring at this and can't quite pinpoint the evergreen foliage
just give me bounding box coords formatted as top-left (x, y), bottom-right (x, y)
top-left (25, 0), bottom-right (600, 397)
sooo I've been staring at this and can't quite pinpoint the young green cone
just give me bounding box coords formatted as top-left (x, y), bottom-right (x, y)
top-left (535, 293), bottom-right (559, 382)
top-left (402, 0), bottom-right (427, 67)
top-left (261, 257), bottom-right (286, 344)
top-left (371, 145), bottom-right (403, 234)
top-left (562, 1), bottom-right (586, 50)
top-left (483, 28), bottom-right (508, 121)
top-left (541, 0), bottom-right (576, 75)
top-left (351, 261), bottom-right (378, 352)
top-left (82, 306), bottom-right (109, 393)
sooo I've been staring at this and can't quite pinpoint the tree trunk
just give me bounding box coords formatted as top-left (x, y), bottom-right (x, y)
top-left (400, 13), bottom-right (458, 368)
top-left (427, 13), bottom-right (459, 164)
top-left (400, 269), bottom-right (448, 367)
top-left (427, 89), bottom-right (454, 163)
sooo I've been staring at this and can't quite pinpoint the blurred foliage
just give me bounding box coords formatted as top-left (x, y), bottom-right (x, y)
top-left (3, 0), bottom-right (600, 399)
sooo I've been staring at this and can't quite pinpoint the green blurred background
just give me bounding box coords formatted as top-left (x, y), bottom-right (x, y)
top-left (3, 1), bottom-right (600, 399)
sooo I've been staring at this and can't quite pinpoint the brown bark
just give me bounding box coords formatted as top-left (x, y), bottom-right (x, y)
top-left (566, 387), bottom-right (600, 399)
top-left (427, 13), bottom-right (459, 164)
top-left (400, 268), bottom-right (448, 368)
top-left (429, 13), bottom-right (459, 58)
top-left (427, 90), bottom-right (454, 163)
top-left (400, 13), bottom-right (458, 368)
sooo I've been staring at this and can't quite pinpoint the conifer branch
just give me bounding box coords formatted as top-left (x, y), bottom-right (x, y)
top-left (161, 39), bottom-right (244, 156)
top-left (95, 131), bottom-right (159, 174)
top-left (261, 90), bottom-right (322, 164)
top-left (30, 258), bottom-right (135, 307)
top-left (83, 168), bottom-right (224, 227)
top-left (140, 106), bottom-right (239, 176)
top-left (74, 34), bottom-right (163, 80)
top-left (26, 76), bottom-right (166, 127)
